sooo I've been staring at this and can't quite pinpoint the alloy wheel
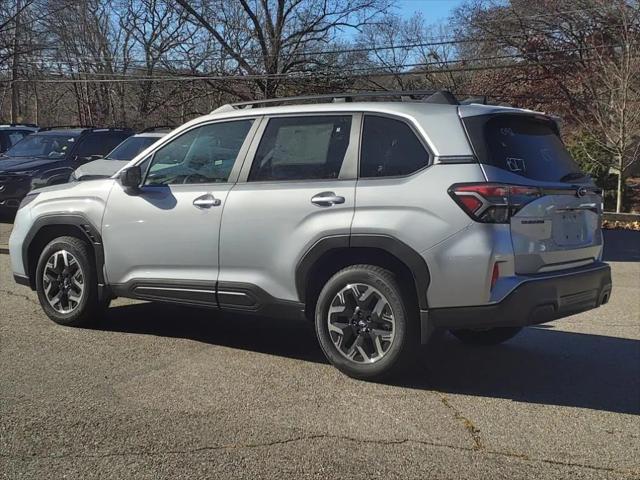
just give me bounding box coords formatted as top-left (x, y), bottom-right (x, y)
top-left (327, 283), bottom-right (395, 364)
top-left (42, 250), bottom-right (85, 314)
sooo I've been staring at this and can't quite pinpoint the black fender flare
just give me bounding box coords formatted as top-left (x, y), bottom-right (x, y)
top-left (295, 234), bottom-right (431, 310)
top-left (22, 214), bottom-right (106, 291)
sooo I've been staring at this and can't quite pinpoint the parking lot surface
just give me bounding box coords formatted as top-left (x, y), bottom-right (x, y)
top-left (0, 229), bottom-right (638, 479)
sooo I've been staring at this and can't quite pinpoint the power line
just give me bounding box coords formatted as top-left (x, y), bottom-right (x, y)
top-left (11, 33), bottom-right (635, 73)
top-left (5, 42), bottom-right (631, 80)
top-left (14, 4), bottom-right (638, 65)
top-left (5, 54), bottom-right (637, 84)
top-left (9, 27), bottom-right (597, 65)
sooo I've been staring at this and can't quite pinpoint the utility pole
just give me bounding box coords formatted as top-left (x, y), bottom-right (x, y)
top-left (10, 0), bottom-right (22, 123)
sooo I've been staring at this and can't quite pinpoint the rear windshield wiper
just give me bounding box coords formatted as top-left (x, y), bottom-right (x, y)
top-left (559, 172), bottom-right (589, 182)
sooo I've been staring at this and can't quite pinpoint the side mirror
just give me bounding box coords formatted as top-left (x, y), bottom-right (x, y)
top-left (120, 165), bottom-right (142, 191)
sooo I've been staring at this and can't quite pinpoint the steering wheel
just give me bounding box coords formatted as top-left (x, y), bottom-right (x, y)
top-left (182, 172), bottom-right (209, 184)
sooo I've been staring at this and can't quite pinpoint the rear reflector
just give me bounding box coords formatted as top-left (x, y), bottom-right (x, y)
top-left (490, 262), bottom-right (500, 291)
top-left (459, 195), bottom-right (483, 213)
top-left (448, 183), bottom-right (542, 223)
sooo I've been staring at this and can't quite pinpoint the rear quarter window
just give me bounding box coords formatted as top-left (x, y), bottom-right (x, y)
top-left (360, 115), bottom-right (430, 178)
top-left (463, 114), bottom-right (582, 182)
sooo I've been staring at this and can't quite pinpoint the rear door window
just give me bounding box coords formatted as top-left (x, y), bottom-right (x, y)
top-left (463, 115), bottom-right (582, 182)
top-left (248, 116), bottom-right (352, 181)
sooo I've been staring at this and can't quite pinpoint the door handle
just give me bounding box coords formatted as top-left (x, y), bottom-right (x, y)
top-left (311, 191), bottom-right (345, 207)
top-left (193, 194), bottom-right (221, 208)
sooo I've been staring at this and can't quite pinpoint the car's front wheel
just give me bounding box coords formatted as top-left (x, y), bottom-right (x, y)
top-left (35, 236), bottom-right (104, 327)
top-left (314, 265), bottom-right (418, 380)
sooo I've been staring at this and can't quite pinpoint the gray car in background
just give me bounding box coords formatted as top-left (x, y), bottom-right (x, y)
top-left (70, 127), bottom-right (172, 181)
top-left (8, 91), bottom-right (612, 380)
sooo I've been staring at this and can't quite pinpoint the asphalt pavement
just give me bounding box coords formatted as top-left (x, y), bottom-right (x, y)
top-left (0, 228), bottom-right (639, 479)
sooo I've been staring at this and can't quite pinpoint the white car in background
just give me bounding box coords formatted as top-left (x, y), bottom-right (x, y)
top-left (70, 127), bottom-right (172, 181)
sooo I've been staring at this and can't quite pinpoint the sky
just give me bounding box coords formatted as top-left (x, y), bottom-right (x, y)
top-left (395, 0), bottom-right (466, 23)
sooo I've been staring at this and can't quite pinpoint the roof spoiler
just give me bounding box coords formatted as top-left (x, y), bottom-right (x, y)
top-left (140, 125), bottom-right (175, 133)
top-left (423, 90), bottom-right (459, 105)
top-left (460, 96), bottom-right (513, 108)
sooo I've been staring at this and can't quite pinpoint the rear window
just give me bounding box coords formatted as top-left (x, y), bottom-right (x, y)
top-left (106, 136), bottom-right (160, 161)
top-left (463, 115), bottom-right (582, 182)
top-left (75, 132), bottom-right (132, 158)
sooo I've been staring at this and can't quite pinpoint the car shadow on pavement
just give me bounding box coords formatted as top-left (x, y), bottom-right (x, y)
top-left (409, 326), bottom-right (640, 415)
top-left (99, 302), bottom-right (326, 364)
top-left (602, 229), bottom-right (640, 261)
top-left (99, 302), bottom-right (639, 415)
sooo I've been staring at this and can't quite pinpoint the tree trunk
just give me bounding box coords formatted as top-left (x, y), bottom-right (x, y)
top-left (10, 0), bottom-right (22, 123)
top-left (615, 154), bottom-right (624, 213)
top-left (33, 80), bottom-right (39, 125)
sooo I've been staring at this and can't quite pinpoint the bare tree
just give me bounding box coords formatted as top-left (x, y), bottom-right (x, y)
top-left (454, 0), bottom-right (640, 211)
top-left (119, 0), bottom-right (195, 120)
top-left (355, 14), bottom-right (464, 92)
top-left (1, 0), bottom-right (41, 122)
top-left (173, 0), bottom-right (390, 98)
top-left (573, 7), bottom-right (640, 212)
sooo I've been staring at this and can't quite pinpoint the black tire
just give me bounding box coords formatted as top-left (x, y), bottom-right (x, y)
top-left (449, 326), bottom-right (523, 346)
top-left (35, 236), bottom-right (103, 327)
top-left (314, 264), bottom-right (418, 381)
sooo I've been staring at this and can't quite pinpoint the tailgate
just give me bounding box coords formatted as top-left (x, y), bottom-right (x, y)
top-left (459, 108), bottom-right (604, 274)
top-left (510, 188), bottom-right (602, 273)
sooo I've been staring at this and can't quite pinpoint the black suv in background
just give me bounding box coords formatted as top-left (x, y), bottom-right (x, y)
top-left (0, 123), bottom-right (39, 154)
top-left (0, 126), bottom-right (132, 211)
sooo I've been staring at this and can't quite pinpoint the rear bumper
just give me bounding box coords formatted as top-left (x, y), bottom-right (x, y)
top-left (424, 262), bottom-right (612, 334)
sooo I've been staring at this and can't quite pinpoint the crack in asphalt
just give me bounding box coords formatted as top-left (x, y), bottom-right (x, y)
top-left (0, 288), bottom-right (39, 308)
top-left (1, 434), bottom-right (632, 475)
top-left (440, 395), bottom-right (484, 450)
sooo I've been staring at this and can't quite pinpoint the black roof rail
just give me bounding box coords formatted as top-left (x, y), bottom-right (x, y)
top-left (228, 89), bottom-right (459, 109)
top-left (38, 125), bottom-right (97, 131)
top-left (89, 127), bottom-right (134, 132)
top-left (0, 122), bottom-right (38, 128)
top-left (140, 125), bottom-right (175, 133)
top-left (39, 126), bottom-right (134, 134)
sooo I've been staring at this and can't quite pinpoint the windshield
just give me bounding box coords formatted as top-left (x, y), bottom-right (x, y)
top-left (3, 134), bottom-right (77, 159)
top-left (106, 136), bottom-right (161, 161)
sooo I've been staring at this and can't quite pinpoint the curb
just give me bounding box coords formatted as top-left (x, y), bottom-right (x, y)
top-left (603, 212), bottom-right (640, 222)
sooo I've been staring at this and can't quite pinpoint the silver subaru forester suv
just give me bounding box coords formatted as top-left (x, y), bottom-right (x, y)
top-left (9, 91), bottom-right (612, 380)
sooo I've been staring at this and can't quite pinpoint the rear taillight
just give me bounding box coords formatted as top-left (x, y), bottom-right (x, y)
top-left (448, 183), bottom-right (542, 223)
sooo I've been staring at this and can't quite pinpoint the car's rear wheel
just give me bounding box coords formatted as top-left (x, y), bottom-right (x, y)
top-left (449, 327), bottom-right (522, 346)
top-left (314, 265), bottom-right (418, 380)
top-left (35, 236), bottom-right (104, 327)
